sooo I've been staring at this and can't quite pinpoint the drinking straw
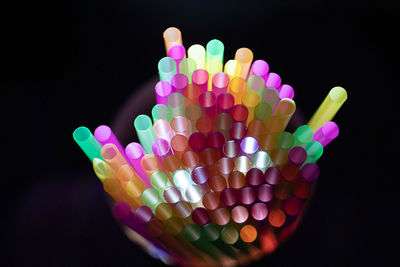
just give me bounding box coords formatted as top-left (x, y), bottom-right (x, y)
top-left (279, 84), bottom-right (295, 99)
top-left (179, 58), bottom-right (196, 83)
top-left (172, 201), bottom-right (194, 225)
top-left (167, 92), bottom-right (186, 117)
top-left (231, 104), bottom-right (249, 123)
top-left (221, 224), bottom-right (249, 252)
top-left (228, 77), bottom-right (247, 105)
top-left (281, 146), bottom-right (307, 181)
top-left (101, 143), bottom-right (128, 171)
top-left (220, 188), bottom-right (238, 208)
top-left (153, 119), bottom-right (175, 142)
top-left (222, 140), bottom-right (240, 159)
top-left (155, 81), bottom-right (173, 105)
top-left (188, 44), bottom-right (206, 70)
top-left (141, 154), bottom-right (161, 177)
top-left (304, 141), bottom-right (324, 163)
top-left (163, 27), bottom-right (182, 56)
top-left (201, 223), bottom-right (237, 259)
top-left (152, 104), bottom-right (172, 123)
top-left (224, 60), bottom-right (242, 79)
top-left (283, 197), bottom-right (302, 217)
top-left (292, 179), bottom-right (311, 199)
top-left (152, 138), bottom-right (173, 162)
top-left (188, 132), bottom-right (207, 152)
top-left (202, 191), bottom-right (221, 211)
top-left (185, 104), bottom-right (202, 133)
top-left (184, 84), bottom-right (202, 105)
top-left (168, 45), bottom-right (186, 72)
top-left (192, 69), bottom-right (209, 93)
top-left (163, 186), bottom-right (182, 204)
top-left (265, 72), bottom-right (282, 90)
top-left (308, 86), bottom-right (348, 132)
top-left (259, 229), bottom-right (279, 255)
top-left (170, 134), bottom-right (190, 158)
top-left (228, 171), bottom-right (246, 189)
top-left (103, 175), bottom-right (136, 209)
top-left (184, 184), bottom-right (205, 207)
top-left (214, 113), bottom-right (233, 141)
top-left (117, 164), bottom-right (146, 199)
top-left (292, 125), bottom-right (314, 147)
top-left (207, 131), bottom-right (225, 153)
top-left (196, 116), bottom-right (213, 135)
top-left (192, 208), bottom-right (210, 226)
top-left (246, 168), bottom-right (264, 188)
top-left (312, 121), bottom-right (339, 147)
top-left (262, 87), bottom-right (280, 110)
top-left (155, 202), bottom-right (174, 222)
top-left (206, 39), bottom-right (224, 71)
top-left (234, 48), bottom-right (253, 79)
top-left (250, 202), bottom-right (269, 221)
top-left (94, 125), bottom-right (127, 160)
top-left (300, 163), bottom-right (320, 182)
top-left (217, 93), bottom-right (235, 114)
top-left (240, 225), bottom-right (258, 244)
top-left (212, 207), bottom-right (231, 226)
top-left (125, 143), bottom-right (150, 185)
top-left (231, 205), bottom-right (249, 224)
top-left (249, 60), bottom-right (269, 80)
top-left (240, 136), bottom-right (259, 157)
top-left (162, 155), bottom-right (181, 176)
top-left (73, 126), bottom-right (103, 162)
top-left (276, 131), bottom-right (295, 149)
top-left (242, 91), bottom-right (260, 125)
top-left (142, 187), bottom-right (164, 211)
top-left (212, 72), bottom-right (230, 97)
top-left (252, 149), bottom-right (271, 172)
top-left (171, 73), bottom-right (188, 94)
top-left (93, 158), bottom-right (113, 183)
top-left (257, 184), bottom-right (274, 203)
top-left (199, 91), bottom-right (217, 118)
top-left (258, 133), bottom-right (276, 152)
top-left (274, 180), bottom-right (293, 200)
top-left (182, 224), bottom-right (220, 260)
top-left (173, 169), bottom-right (194, 192)
top-left (265, 116), bottom-right (284, 135)
top-left (264, 167), bottom-right (282, 185)
top-left (181, 151), bottom-right (201, 172)
top-left (247, 75), bottom-right (265, 98)
top-left (276, 99), bottom-right (296, 131)
top-left (134, 114), bottom-right (156, 154)
top-left (191, 166), bottom-right (210, 192)
top-left (270, 147), bottom-right (289, 168)
top-left (158, 57), bottom-right (177, 82)
top-left (268, 209), bottom-right (286, 228)
top-left (150, 171), bottom-right (172, 192)
top-left (238, 187), bottom-right (256, 206)
top-left (247, 119), bottom-right (266, 139)
top-left (254, 102), bottom-right (273, 123)
top-left (171, 116), bottom-right (190, 137)
top-left (199, 148), bottom-right (219, 167)
top-left (234, 155), bottom-right (252, 174)
top-left (208, 174), bottom-right (228, 194)
top-left (230, 122), bottom-right (247, 143)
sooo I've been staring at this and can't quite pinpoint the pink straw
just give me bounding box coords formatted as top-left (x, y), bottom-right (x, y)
top-left (249, 59), bottom-right (269, 80)
top-left (212, 72), bottom-right (230, 98)
top-left (171, 74), bottom-right (188, 94)
top-left (192, 69), bottom-right (209, 93)
top-left (125, 142), bottom-right (151, 187)
top-left (265, 72), bottom-right (282, 90)
top-left (168, 45), bottom-right (186, 72)
top-left (94, 125), bottom-right (127, 161)
top-left (155, 81), bottom-right (172, 105)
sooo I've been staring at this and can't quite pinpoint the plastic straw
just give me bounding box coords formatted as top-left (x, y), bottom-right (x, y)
top-left (170, 134), bottom-right (190, 158)
top-left (206, 39), bottom-right (224, 72)
top-left (171, 116), bottom-right (190, 137)
top-left (300, 163), bottom-right (320, 182)
top-left (173, 170), bottom-right (194, 192)
top-left (222, 140), bottom-right (240, 159)
top-left (158, 57), bottom-right (177, 82)
top-left (259, 133), bottom-right (276, 152)
top-left (185, 104), bottom-right (202, 133)
top-left (125, 142), bottom-right (152, 187)
top-left (162, 155), bottom-right (182, 177)
top-left (292, 125), bottom-right (314, 147)
top-left (242, 91), bottom-right (260, 125)
top-left (152, 104), bottom-right (172, 123)
top-left (188, 132), bottom-right (207, 152)
top-left (181, 151), bottom-right (201, 173)
top-left (228, 171), bottom-right (246, 189)
top-left (231, 104), bottom-right (248, 124)
top-left (118, 165), bottom-right (145, 205)
top-left (192, 208), bottom-right (210, 226)
top-left (153, 119), bottom-right (175, 142)
top-left (247, 75), bottom-right (265, 98)
top-left (167, 92), bottom-right (186, 117)
top-left (231, 205), bottom-right (249, 224)
top-left (171, 74), bottom-right (188, 94)
top-left (249, 60), bottom-right (269, 80)
top-left (73, 126), bottom-right (103, 162)
top-left (191, 166), bottom-right (210, 192)
top-left (246, 168), bottom-right (264, 187)
top-left (279, 84), bottom-right (295, 99)
top-left (94, 125), bottom-right (127, 161)
top-left (134, 114), bottom-right (156, 154)
top-left (234, 156), bottom-right (252, 174)
top-left (312, 121), bottom-right (339, 147)
top-left (252, 150), bottom-right (271, 172)
top-left (168, 45), bottom-right (186, 72)
top-left (184, 84), bottom-right (202, 105)
top-left (276, 131), bottom-right (295, 149)
top-left (234, 48), bottom-right (253, 79)
top-left (192, 69), bottom-right (209, 93)
top-left (281, 146), bottom-right (307, 181)
top-left (155, 81), bottom-right (173, 105)
top-left (265, 72), bottom-right (281, 90)
top-left (101, 143), bottom-right (128, 171)
top-left (179, 58), bottom-right (196, 83)
top-left (212, 72), bottom-right (230, 97)
top-left (247, 119), bottom-right (266, 139)
top-left (201, 223), bottom-right (237, 259)
top-left (196, 116), bottom-right (213, 135)
top-left (152, 138), bottom-right (173, 162)
top-left (212, 207), bottom-right (231, 226)
top-left (163, 27), bottom-right (182, 56)
top-left (188, 44), bottom-right (206, 69)
top-left (228, 77), bottom-right (247, 104)
top-left (264, 167), bottom-right (282, 185)
top-left (240, 225), bottom-right (258, 243)
top-left (220, 188), bottom-right (238, 208)
top-left (217, 157), bottom-right (234, 179)
top-left (202, 191), bottom-right (220, 211)
top-left (274, 98), bottom-right (296, 130)
top-left (257, 184), bottom-right (274, 203)
top-left (217, 93), bottom-right (235, 115)
top-left (163, 186), bottom-right (182, 204)
top-left (268, 209), bottom-right (286, 228)
top-left (308, 86), bottom-right (347, 132)
top-left (92, 158), bottom-right (112, 183)
top-left (141, 154), bottom-right (161, 177)
top-left (199, 148), bottom-right (218, 167)
top-left (184, 184), bottom-right (204, 205)
top-left (238, 187), bottom-right (256, 206)
top-left (214, 113), bottom-right (232, 141)
top-left (142, 187), bottom-right (164, 211)
top-left (240, 137), bottom-right (259, 157)
top-left (230, 122), bottom-right (247, 143)
top-left (208, 175), bottom-right (227, 194)
top-left (224, 60), bottom-right (242, 79)
top-left (262, 87), bottom-right (280, 110)
top-left (250, 202), bottom-right (269, 221)
top-left (150, 170), bottom-right (172, 191)
top-left (199, 91), bottom-right (217, 118)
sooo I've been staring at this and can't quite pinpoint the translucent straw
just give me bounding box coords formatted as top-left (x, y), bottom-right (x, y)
top-left (152, 104), bottom-right (172, 123)
top-left (167, 92), bottom-right (186, 117)
top-left (312, 121), bottom-right (339, 147)
top-left (152, 138), bottom-right (173, 162)
top-left (184, 84), bottom-right (202, 105)
top-left (168, 45), bottom-right (186, 72)
top-left (155, 81), bottom-right (172, 105)
top-left (153, 119), bottom-right (175, 142)
top-left (234, 48), bottom-right (253, 79)
top-left (141, 154), bottom-right (161, 178)
top-left (171, 116), bottom-right (190, 137)
top-left (171, 73), bottom-right (188, 94)
top-left (228, 77), bottom-right (247, 105)
top-left (188, 44), bottom-right (206, 69)
top-left (192, 69), bottom-right (209, 93)
top-left (73, 126), bottom-right (103, 162)
top-left (242, 91), bottom-right (260, 125)
top-left (179, 58), bottom-right (196, 83)
top-left (279, 84), bottom-right (295, 99)
top-left (185, 104), bottom-right (202, 133)
top-left (134, 114), bottom-right (156, 154)
top-left (125, 142), bottom-right (152, 187)
top-left (212, 72), bottom-right (230, 98)
top-left (101, 143), bottom-right (128, 172)
top-left (199, 91), bottom-right (217, 118)
top-left (249, 59), bottom-right (269, 80)
top-left (274, 98), bottom-right (296, 130)
top-left (158, 57), bottom-right (177, 82)
top-left (170, 134), bottom-right (190, 159)
top-left (224, 60), bottom-right (242, 79)
top-left (163, 27), bottom-right (182, 56)
top-left (94, 125), bottom-right (127, 161)
top-left (247, 75), bottom-right (266, 98)
top-left (265, 72), bottom-right (281, 90)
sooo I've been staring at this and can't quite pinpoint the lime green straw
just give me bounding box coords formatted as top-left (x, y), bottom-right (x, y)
top-left (73, 126), bottom-right (103, 162)
top-left (152, 104), bottom-right (172, 123)
top-left (150, 171), bottom-right (172, 192)
top-left (304, 141), bottom-right (324, 163)
top-left (254, 102), bottom-right (273, 122)
top-left (179, 58), bottom-right (197, 83)
top-left (134, 114), bottom-right (156, 154)
top-left (293, 125), bottom-right (314, 147)
top-left (142, 188), bottom-right (163, 211)
top-left (276, 131), bottom-right (295, 149)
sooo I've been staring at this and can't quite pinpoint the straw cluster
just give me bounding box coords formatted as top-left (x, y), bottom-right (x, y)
top-left (73, 27), bottom-right (347, 267)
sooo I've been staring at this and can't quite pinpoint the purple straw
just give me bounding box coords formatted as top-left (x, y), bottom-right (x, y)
top-left (125, 142), bottom-right (151, 187)
top-left (312, 121), bottom-right (339, 147)
top-left (94, 125), bottom-right (127, 161)
top-left (155, 81), bottom-right (172, 105)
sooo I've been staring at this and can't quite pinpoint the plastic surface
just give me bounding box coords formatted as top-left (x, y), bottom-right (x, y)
top-left (153, 119), bottom-right (175, 142)
top-left (152, 104), bottom-right (172, 123)
top-left (234, 48), bottom-right (253, 79)
top-left (163, 27), bottom-right (182, 56)
top-left (167, 92), bottom-right (186, 117)
top-left (155, 81), bottom-right (172, 105)
top-left (312, 121), bottom-right (339, 147)
top-left (228, 77), bottom-right (247, 105)
top-left (134, 114), bottom-right (157, 154)
top-left (192, 69), bottom-right (209, 93)
top-left (171, 74), bottom-right (188, 94)
top-left (188, 44), bottom-right (205, 70)
top-left (125, 142), bottom-right (152, 187)
top-left (179, 58), bottom-right (196, 83)
top-left (224, 59), bottom-right (242, 79)
top-left (158, 57), bottom-right (177, 82)
top-left (249, 59), bottom-right (269, 80)
top-left (212, 72), bottom-right (230, 97)
top-left (73, 126), bottom-right (103, 162)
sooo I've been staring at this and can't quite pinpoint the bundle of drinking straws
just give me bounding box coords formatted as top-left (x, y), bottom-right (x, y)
top-left (73, 27), bottom-right (347, 266)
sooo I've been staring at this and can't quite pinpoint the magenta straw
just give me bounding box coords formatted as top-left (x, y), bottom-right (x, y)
top-left (188, 132), bottom-right (207, 152)
top-left (257, 184), bottom-right (274, 203)
top-left (168, 45), bottom-right (186, 72)
top-left (249, 59), bottom-right (269, 80)
top-left (312, 121), bottom-right (339, 147)
top-left (217, 93), bottom-right (235, 114)
top-left (250, 202), bottom-right (269, 221)
top-left (300, 163), bottom-right (320, 182)
top-left (171, 73), bottom-right (188, 94)
top-left (192, 69), bottom-right (209, 93)
top-left (125, 142), bottom-right (151, 187)
top-left (279, 84), bottom-right (295, 99)
top-left (220, 188), bottom-right (239, 208)
top-left (238, 186), bottom-right (256, 206)
top-left (199, 91), bottom-right (217, 118)
top-left (264, 167), bottom-right (282, 185)
top-left (94, 125), bottom-right (127, 161)
top-left (230, 122), bottom-right (247, 143)
top-left (265, 72), bottom-right (282, 90)
top-left (212, 72), bottom-right (230, 97)
top-left (155, 81), bottom-right (173, 105)
top-left (152, 138), bottom-right (173, 162)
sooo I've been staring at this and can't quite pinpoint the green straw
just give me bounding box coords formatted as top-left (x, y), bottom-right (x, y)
top-left (142, 188), bottom-right (163, 211)
top-left (73, 126), bottom-right (103, 162)
top-left (179, 58), bottom-right (197, 83)
top-left (254, 102), bottom-right (273, 122)
top-left (134, 114), bottom-right (156, 154)
top-left (276, 131), bottom-right (295, 149)
top-left (182, 224), bottom-right (220, 260)
top-left (158, 57), bottom-right (177, 82)
top-left (152, 104), bottom-right (172, 123)
top-left (150, 171), bottom-right (172, 192)
top-left (304, 141), bottom-right (324, 163)
top-left (201, 223), bottom-right (237, 259)
top-left (293, 125), bottom-right (314, 147)
top-left (220, 224), bottom-right (248, 253)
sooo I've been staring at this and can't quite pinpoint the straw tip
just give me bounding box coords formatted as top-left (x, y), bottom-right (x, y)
top-left (329, 86), bottom-right (347, 102)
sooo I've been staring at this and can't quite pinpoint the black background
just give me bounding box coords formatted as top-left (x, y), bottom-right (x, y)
top-left (4, 0), bottom-right (393, 266)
